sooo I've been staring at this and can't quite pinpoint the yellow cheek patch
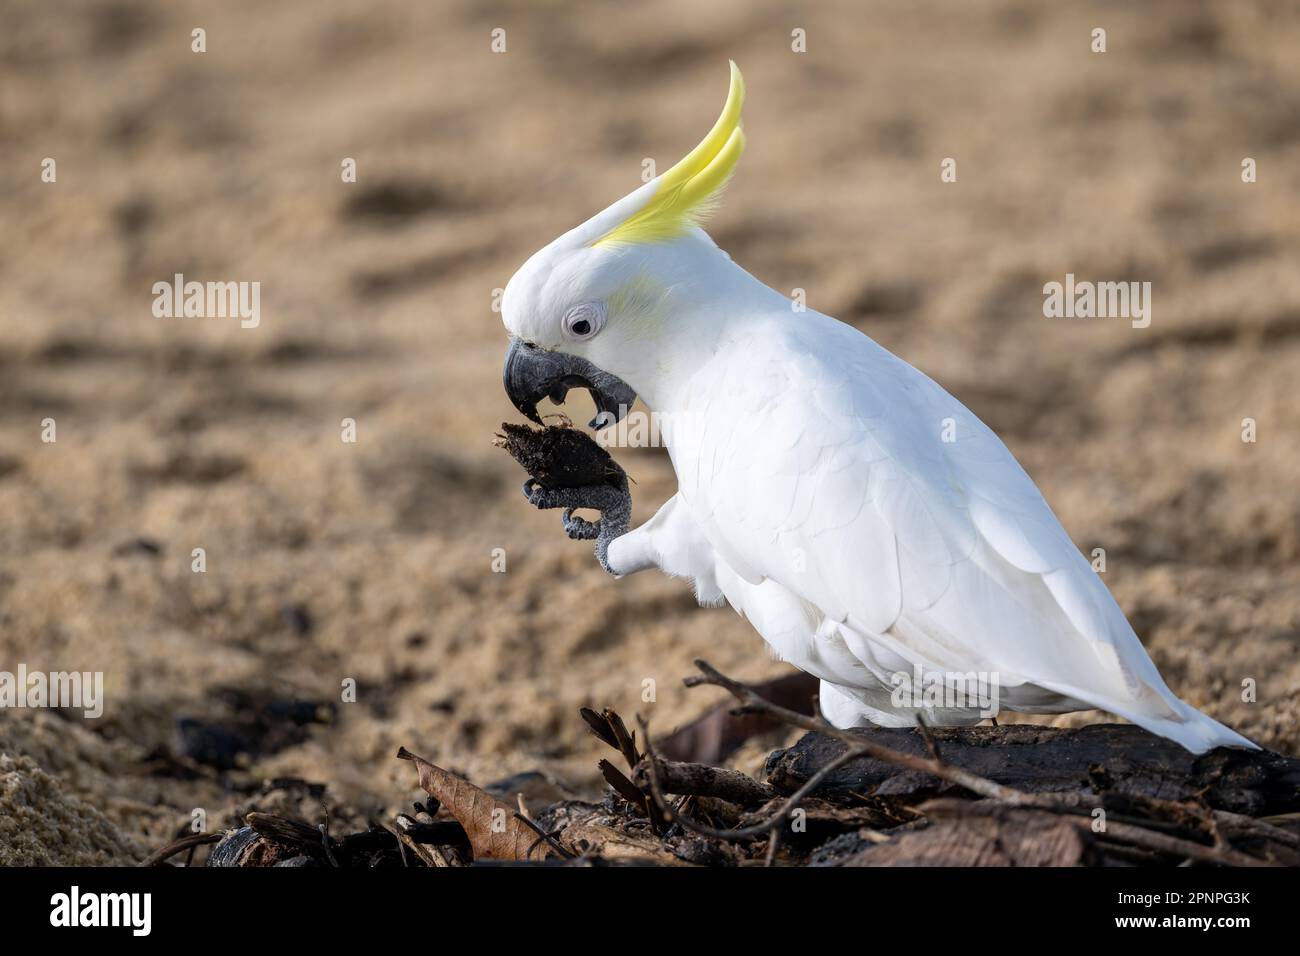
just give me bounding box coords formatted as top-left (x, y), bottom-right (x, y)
top-left (606, 273), bottom-right (670, 335)
top-left (609, 273), bottom-right (665, 313)
top-left (595, 61), bottom-right (746, 248)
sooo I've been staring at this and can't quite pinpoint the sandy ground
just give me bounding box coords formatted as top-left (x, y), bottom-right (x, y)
top-left (1, 0), bottom-right (1298, 864)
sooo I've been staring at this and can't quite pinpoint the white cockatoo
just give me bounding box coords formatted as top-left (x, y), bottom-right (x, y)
top-left (501, 63), bottom-right (1254, 753)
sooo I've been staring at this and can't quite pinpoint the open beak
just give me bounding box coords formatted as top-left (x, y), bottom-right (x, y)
top-left (503, 338), bottom-right (637, 429)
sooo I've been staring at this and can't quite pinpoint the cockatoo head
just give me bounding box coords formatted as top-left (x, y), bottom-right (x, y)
top-left (502, 62), bottom-right (747, 428)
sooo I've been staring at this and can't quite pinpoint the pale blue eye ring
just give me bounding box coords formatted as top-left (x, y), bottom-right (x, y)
top-left (562, 302), bottom-right (606, 341)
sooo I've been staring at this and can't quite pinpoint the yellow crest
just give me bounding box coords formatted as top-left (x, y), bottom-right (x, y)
top-left (594, 62), bottom-right (746, 248)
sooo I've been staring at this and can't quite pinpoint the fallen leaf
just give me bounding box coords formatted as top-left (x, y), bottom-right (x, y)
top-left (397, 747), bottom-right (556, 861)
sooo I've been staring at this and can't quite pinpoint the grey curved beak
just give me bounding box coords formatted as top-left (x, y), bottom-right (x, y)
top-left (503, 338), bottom-right (637, 429)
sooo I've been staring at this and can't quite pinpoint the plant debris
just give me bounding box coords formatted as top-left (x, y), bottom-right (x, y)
top-left (397, 747), bottom-right (559, 861)
top-left (656, 671), bottom-right (819, 764)
top-left (493, 420), bottom-right (627, 491)
top-left (144, 661), bottom-right (1300, 868)
top-left (494, 419), bottom-right (634, 572)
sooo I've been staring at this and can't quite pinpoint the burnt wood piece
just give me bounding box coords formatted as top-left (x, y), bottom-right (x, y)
top-left (494, 422), bottom-right (626, 491)
top-left (839, 808), bottom-right (1097, 867)
top-left (765, 724), bottom-right (1300, 817)
top-left (631, 758), bottom-right (778, 809)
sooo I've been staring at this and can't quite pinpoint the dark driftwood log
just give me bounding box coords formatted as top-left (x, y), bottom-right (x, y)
top-left (839, 807), bottom-right (1096, 867)
top-left (632, 758), bottom-right (778, 809)
top-left (765, 724), bottom-right (1300, 817)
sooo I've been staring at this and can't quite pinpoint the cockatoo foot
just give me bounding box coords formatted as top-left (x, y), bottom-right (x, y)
top-left (520, 478), bottom-right (631, 575)
top-left (560, 509), bottom-right (600, 540)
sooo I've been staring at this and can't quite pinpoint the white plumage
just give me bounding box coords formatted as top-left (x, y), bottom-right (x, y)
top-left (607, 257), bottom-right (1253, 752)
top-left (501, 63), bottom-right (1254, 753)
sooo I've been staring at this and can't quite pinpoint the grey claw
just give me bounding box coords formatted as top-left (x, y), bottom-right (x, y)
top-left (520, 477), bottom-right (632, 575)
top-left (523, 478), bottom-right (561, 509)
top-left (562, 508), bottom-right (601, 540)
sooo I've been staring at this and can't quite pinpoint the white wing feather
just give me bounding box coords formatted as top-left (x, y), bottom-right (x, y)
top-left (672, 312), bottom-right (1252, 752)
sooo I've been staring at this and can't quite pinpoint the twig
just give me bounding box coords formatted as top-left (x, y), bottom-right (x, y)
top-left (393, 815), bottom-right (470, 846)
top-left (512, 812), bottom-right (575, 860)
top-left (686, 659), bottom-right (1091, 809)
top-left (395, 815), bottom-right (463, 866)
top-left (920, 798), bottom-right (1268, 867)
top-left (586, 707), bottom-right (668, 828)
top-left (382, 822), bottom-right (410, 866)
top-left (637, 713), bottom-right (866, 841)
top-left (599, 758), bottom-right (652, 811)
top-left (631, 757), bottom-right (778, 808)
top-left (246, 812), bottom-right (320, 845)
top-left (318, 823), bottom-right (339, 868)
top-left (387, 819), bottom-right (448, 867)
top-left (765, 829), bottom-right (782, 867)
top-left (915, 714), bottom-right (941, 762)
top-left (1211, 810), bottom-right (1300, 851)
top-left (683, 659), bottom-right (1281, 866)
top-left (605, 710), bottom-right (644, 772)
top-left (139, 832), bottom-right (223, 867)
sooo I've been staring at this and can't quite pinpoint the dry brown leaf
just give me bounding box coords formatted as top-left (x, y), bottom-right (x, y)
top-left (397, 747), bottom-right (556, 861)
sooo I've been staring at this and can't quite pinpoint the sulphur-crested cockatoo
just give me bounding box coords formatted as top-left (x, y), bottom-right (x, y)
top-left (501, 62), bottom-right (1254, 753)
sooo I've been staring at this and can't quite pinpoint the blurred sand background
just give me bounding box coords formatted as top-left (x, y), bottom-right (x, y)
top-left (1, 0), bottom-right (1298, 864)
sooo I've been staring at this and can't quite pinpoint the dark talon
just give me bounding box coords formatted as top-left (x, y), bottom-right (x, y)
top-left (518, 476), bottom-right (632, 575)
top-left (496, 421), bottom-right (633, 574)
top-left (562, 508), bottom-right (601, 540)
top-left (523, 478), bottom-right (561, 509)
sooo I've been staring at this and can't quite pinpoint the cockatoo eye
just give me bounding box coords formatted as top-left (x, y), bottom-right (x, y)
top-left (561, 302), bottom-right (606, 341)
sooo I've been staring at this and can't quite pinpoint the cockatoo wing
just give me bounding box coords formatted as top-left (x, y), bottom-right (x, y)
top-left (676, 312), bottom-right (1251, 751)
